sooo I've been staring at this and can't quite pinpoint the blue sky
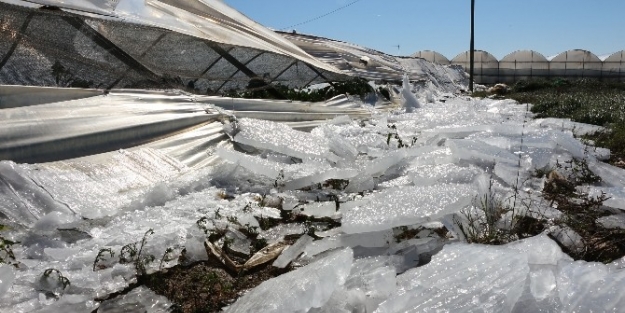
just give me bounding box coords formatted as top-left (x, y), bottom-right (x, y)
top-left (224, 0), bottom-right (625, 60)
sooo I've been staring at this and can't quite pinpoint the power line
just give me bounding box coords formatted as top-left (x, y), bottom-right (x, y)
top-left (280, 0), bottom-right (364, 31)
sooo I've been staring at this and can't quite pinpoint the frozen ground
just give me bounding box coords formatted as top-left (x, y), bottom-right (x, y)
top-left (2, 79), bottom-right (625, 312)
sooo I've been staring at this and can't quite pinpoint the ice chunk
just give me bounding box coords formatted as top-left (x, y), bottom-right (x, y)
top-left (342, 184), bottom-right (476, 234)
top-left (344, 256), bottom-right (396, 311)
top-left (530, 268), bottom-right (557, 301)
top-left (33, 294), bottom-right (97, 313)
top-left (557, 261), bottom-right (625, 312)
top-left (216, 148), bottom-right (282, 179)
top-left (233, 118), bottom-right (329, 160)
top-left (226, 248), bottom-right (353, 313)
top-left (258, 223), bottom-right (307, 244)
top-left (0, 265), bottom-right (15, 298)
top-left (299, 202), bottom-right (337, 218)
top-left (303, 230), bottom-right (393, 258)
top-left (216, 148), bottom-right (357, 190)
top-left (507, 234), bottom-right (571, 265)
top-left (597, 214), bottom-right (625, 230)
top-left (98, 286), bottom-right (173, 313)
top-left (224, 228), bottom-right (251, 257)
top-left (588, 186), bottom-right (625, 210)
top-left (401, 75), bottom-right (421, 112)
top-left (447, 139), bottom-right (519, 166)
top-left (272, 234), bottom-right (314, 268)
top-left (377, 243), bottom-right (529, 313)
top-left (408, 163), bottom-right (482, 186)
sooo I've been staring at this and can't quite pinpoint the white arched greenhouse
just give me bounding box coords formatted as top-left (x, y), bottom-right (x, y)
top-left (548, 49), bottom-right (603, 79)
top-left (451, 50), bottom-right (499, 84)
top-left (602, 50), bottom-right (625, 80)
top-left (411, 50), bottom-right (451, 65)
top-left (499, 50), bottom-right (549, 83)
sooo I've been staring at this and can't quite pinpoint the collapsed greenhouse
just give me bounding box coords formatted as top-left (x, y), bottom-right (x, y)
top-left (2, 1), bottom-right (625, 313)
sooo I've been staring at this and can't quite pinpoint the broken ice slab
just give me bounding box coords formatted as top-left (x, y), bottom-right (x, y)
top-left (232, 118), bottom-right (330, 160)
top-left (506, 234), bottom-right (572, 265)
top-left (97, 286), bottom-right (173, 313)
top-left (342, 184), bottom-right (477, 234)
top-left (216, 148), bottom-right (283, 179)
top-left (298, 201), bottom-right (337, 218)
top-left (311, 125), bottom-right (359, 161)
top-left (407, 163), bottom-right (483, 186)
top-left (557, 260), bottom-right (625, 312)
top-left (303, 230), bottom-right (394, 258)
top-left (226, 248), bottom-right (353, 313)
top-left (387, 237), bottom-right (444, 272)
top-left (342, 256), bottom-right (397, 312)
top-left (282, 166), bottom-right (357, 191)
top-left (0, 265), bottom-right (15, 298)
top-left (376, 243), bottom-right (529, 313)
top-left (549, 131), bottom-right (595, 161)
top-left (215, 148), bottom-right (358, 190)
top-left (258, 223), bottom-right (307, 244)
top-left (362, 146), bottom-right (440, 178)
top-left (530, 118), bottom-right (604, 137)
top-left (597, 214), bottom-right (625, 230)
top-left (587, 162), bottom-right (625, 188)
top-left (272, 234), bottom-right (314, 268)
top-left (223, 228), bottom-right (252, 257)
top-left (447, 139), bottom-right (520, 166)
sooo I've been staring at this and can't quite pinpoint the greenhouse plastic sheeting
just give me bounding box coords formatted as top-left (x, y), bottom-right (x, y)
top-left (0, 85), bottom-right (376, 164)
top-left (0, 0), bottom-right (346, 95)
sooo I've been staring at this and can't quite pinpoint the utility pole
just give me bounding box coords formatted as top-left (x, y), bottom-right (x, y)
top-left (469, 0), bottom-right (475, 92)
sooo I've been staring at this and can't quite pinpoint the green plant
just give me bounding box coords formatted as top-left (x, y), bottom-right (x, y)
top-left (119, 229), bottom-right (156, 277)
top-left (159, 247), bottom-right (175, 271)
top-left (0, 225), bottom-right (16, 266)
top-left (39, 268), bottom-right (71, 297)
top-left (93, 248), bottom-right (115, 271)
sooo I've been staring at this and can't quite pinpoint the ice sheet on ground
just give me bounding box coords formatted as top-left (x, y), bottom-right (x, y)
top-left (557, 260), bottom-right (625, 312)
top-left (0, 265), bottom-right (15, 298)
top-left (376, 243), bottom-right (529, 313)
top-left (401, 75), bottom-right (421, 113)
top-left (272, 234), bottom-right (313, 268)
top-left (596, 214), bottom-right (625, 229)
top-left (215, 148), bottom-right (357, 190)
top-left (233, 118), bottom-right (329, 160)
top-left (97, 286), bottom-right (172, 313)
top-left (299, 202), bottom-right (338, 218)
top-left (225, 248), bottom-right (353, 313)
top-left (407, 163), bottom-right (483, 186)
top-left (303, 230), bottom-right (394, 258)
top-left (342, 184), bottom-right (477, 234)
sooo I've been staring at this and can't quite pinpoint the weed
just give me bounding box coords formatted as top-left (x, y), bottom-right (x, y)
top-left (0, 225), bottom-right (16, 266)
top-left (119, 229), bottom-right (156, 277)
top-left (93, 248), bottom-right (115, 271)
top-left (159, 247), bottom-right (176, 271)
top-left (39, 268), bottom-right (71, 298)
top-left (386, 124), bottom-right (417, 149)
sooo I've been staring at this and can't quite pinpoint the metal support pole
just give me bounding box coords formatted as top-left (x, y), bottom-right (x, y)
top-left (469, 0), bottom-right (475, 91)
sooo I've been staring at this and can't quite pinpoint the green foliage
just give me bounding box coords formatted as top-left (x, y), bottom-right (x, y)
top-left (119, 229), bottom-right (156, 277)
top-left (224, 78), bottom-right (375, 102)
top-left (93, 248), bottom-right (115, 271)
top-left (506, 78), bottom-right (625, 166)
top-left (0, 225), bottom-right (16, 266)
top-left (386, 124), bottom-right (418, 149)
top-left (41, 268), bottom-right (71, 293)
